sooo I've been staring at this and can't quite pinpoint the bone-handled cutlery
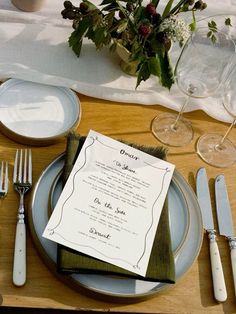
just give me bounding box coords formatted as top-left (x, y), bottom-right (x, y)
top-left (196, 168), bottom-right (227, 302)
top-left (13, 149), bottom-right (32, 286)
top-left (215, 174), bottom-right (236, 297)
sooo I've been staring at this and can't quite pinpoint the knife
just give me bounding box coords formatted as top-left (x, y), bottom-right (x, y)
top-left (196, 168), bottom-right (227, 302)
top-left (215, 174), bottom-right (236, 296)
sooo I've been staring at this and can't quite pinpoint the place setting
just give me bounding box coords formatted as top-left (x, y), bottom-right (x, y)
top-left (0, 76), bottom-right (202, 301)
top-left (0, 0), bottom-right (236, 312)
top-left (28, 130), bottom-right (203, 301)
top-left (28, 44), bottom-right (235, 306)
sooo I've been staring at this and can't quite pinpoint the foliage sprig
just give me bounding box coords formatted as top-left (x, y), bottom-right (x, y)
top-left (62, 0), bottom-right (208, 89)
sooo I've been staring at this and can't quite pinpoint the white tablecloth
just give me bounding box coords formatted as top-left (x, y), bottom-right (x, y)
top-left (0, 0), bottom-right (236, 122)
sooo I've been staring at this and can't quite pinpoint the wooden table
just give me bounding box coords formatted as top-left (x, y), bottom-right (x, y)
top-left (0, 93), bottom-right (236, 313)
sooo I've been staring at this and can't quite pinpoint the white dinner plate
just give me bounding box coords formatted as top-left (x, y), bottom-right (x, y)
top-left (29, 153), bottom-right (203, 301)
top-left (0, 78), bottom-right (81, 145)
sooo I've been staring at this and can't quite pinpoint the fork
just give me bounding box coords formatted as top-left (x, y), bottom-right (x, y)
top-left (0, 161), bottom-right (8, 198)
top-left (13, 149), bottom-right (32, 286)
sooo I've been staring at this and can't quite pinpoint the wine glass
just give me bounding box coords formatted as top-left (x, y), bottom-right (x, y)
top-left (197, 65), bottom-right (236, 168)
top-left (151, 27), bottom-right (236, 147)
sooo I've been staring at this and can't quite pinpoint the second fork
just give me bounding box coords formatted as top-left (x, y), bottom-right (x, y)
top-left (13, 149), bottom-right (32, 287)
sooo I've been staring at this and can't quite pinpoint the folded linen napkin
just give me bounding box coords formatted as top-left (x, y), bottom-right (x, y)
top-left (57, 132), bottom-right (175, 283)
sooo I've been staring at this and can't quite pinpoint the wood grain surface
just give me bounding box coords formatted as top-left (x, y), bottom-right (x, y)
top-left (0, 93), bottom-right (236, 313)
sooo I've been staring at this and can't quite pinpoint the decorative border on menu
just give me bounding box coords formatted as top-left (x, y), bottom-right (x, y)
top-left (48, 135), bottom-right (171, 270)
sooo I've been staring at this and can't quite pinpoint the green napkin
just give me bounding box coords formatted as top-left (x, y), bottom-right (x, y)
top-left (57, 132), bottom-right (175, 283)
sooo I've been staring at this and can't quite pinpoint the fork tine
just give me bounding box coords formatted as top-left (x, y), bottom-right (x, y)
top-left (18, 149), bottom-right (23, 183)
top-left (23, 149), bottom-right (27, 183)
top-left (13, 149), bottom-right (18, 183)
top-left (0, 161), bottom-right (8, 195)
top-left (0, 161), bottom-right (3, 190)
top-left (28, 149), bottom-right (32, 184)
top-left (4, 161), bottom-right (8, 193)
top-left (14, 149), bottom-right (32, 184)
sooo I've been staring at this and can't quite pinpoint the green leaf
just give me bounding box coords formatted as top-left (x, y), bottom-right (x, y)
top-left (148, 56), bottom-right (161, 76)
top-left (208, 20), bottom-right (217, 32)
top-left (129, 47), bottom-right (143, 61)
top-left (68, 18), bottom-right (91, 56)
top-left (92, 14), bottom-right (103, 30)
top-left (189, 11), bottom-right (196, 32)
top-left (116, 20), bottom-right (128, 33)
top-left (83, 0), bottom-right (98, 10)
top-left (69, 32), bottom-right (83, 56)
top-left (167, 0), bottom-right (187, 16)
top-left (104, 11), bottom-right (115, 28)
top-left (189, 21), bottom-right (196, 32)
top-left (136, 61), bottom-right (151, 88)
top-left (151, 0), bottom-right (160, 7)
top-left (93, 27), bottom-right (108, 48)
top-left (150, 37), bottom-right (165, 53)
top-left (133, 6), bottom-right (148, 22)
top-left (162, 0), bottom-right (174, 18)
top-left (211, 34), bottom-right (217, 44)
top-left (207, 30), bottom-right (212, 38)
top-left (100, 0), bottom-right (114, 5)
top-left (225, 18), bottom-right (232, 26)
top-left (207, 29), bottom-right (217, 44)
top-left (102, 2), bottom-right (119, 12)
top-left (157, 51), bottom-right (174, 89)
top-left (180, 3), bottom-right (189, 12)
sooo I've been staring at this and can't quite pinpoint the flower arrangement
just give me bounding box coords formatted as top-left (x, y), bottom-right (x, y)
top-left (61, 0), bottom-right (208, 89)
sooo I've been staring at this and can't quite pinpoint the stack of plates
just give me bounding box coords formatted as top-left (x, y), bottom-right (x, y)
top-left (29, 154), bottom-right (203, 301)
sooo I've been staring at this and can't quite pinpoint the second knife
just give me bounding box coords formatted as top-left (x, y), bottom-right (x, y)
top-left (196, 167), bottom-right (227, 302)
top-left (215, 174), bottom-right (236, 297)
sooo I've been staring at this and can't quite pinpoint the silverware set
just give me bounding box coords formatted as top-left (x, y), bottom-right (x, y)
top-left (196, 168), bottom-right (235, 303)
top-left (1, 152), bottom-right (235, 297)
top-left (1, 149), bottom-right (32, 287)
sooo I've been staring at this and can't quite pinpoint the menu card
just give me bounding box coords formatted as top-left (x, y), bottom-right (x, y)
top-left (43, 130), bottom-right (175, 276)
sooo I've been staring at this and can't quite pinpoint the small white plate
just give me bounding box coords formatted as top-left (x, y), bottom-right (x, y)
top-left (0, 79), bottom-right (81, 145)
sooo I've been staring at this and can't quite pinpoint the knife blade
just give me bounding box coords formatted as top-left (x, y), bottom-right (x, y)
top-left (196, 168), bottom-right (227, 302)
top-left (215, 174), bottom-right (236, 296)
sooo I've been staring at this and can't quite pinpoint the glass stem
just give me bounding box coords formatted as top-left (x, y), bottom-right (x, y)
top-left (219, 118), bottom-right (236, 146)
top-left (172, 95), bottom-right (190, 130)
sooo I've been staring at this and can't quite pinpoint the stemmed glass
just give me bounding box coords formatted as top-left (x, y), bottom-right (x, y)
top-left (197, 65), bottom-right (236, 168)
top-left (151, 27), bottom-right (235, 147)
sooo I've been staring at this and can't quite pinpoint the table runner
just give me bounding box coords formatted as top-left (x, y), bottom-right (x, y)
top-left (0, 0), bottom-right (236, 122)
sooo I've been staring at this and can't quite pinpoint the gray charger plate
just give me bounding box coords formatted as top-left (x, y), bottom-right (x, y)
top-left (28, 153), bottom-right (203, 301)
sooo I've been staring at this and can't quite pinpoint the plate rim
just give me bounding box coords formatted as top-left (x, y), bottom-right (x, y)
top-left (0, 78), bottom-right (82, 146)
top-left (28, 153), bottom-right (203, 301)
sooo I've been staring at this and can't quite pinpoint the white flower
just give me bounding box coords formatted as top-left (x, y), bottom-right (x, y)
top-left (159, 15), bottom-right (191, 46)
